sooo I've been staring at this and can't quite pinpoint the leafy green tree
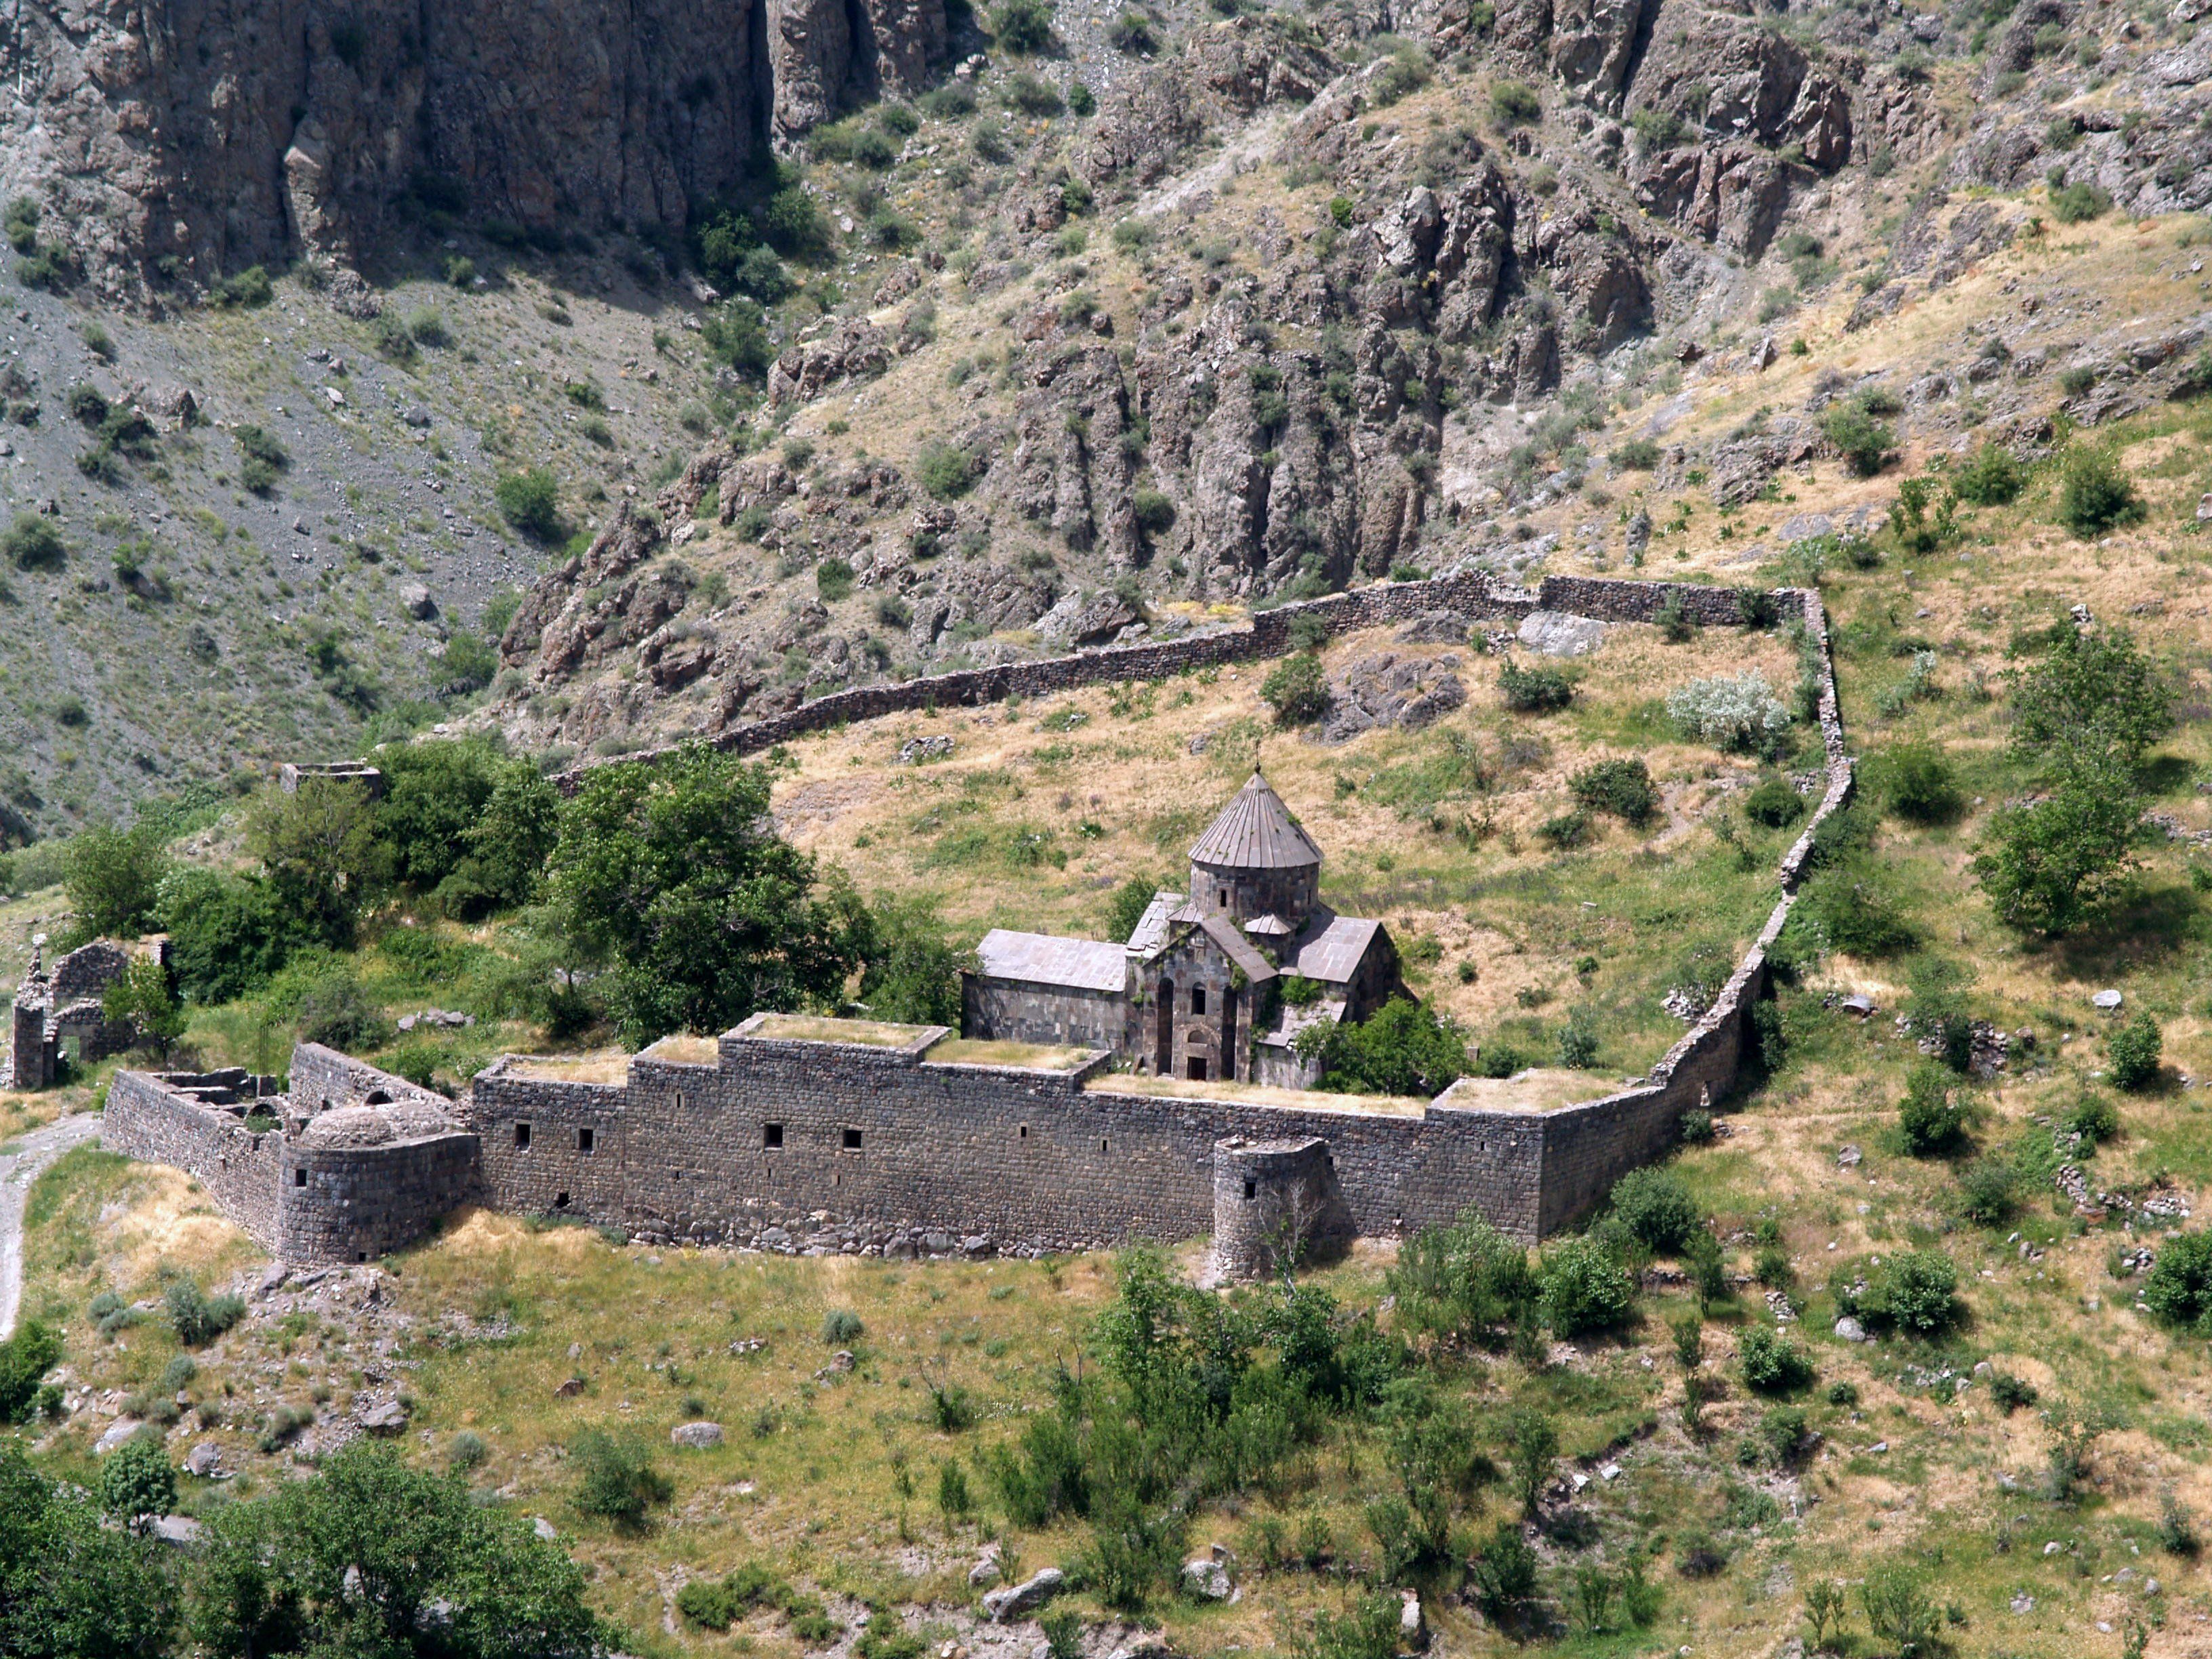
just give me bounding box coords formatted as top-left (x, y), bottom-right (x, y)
top-left (102, 957), bottom-right (186, 1061)
top-left (1104, 875), bottom-right (1162, 941)
top-left (2009, 626), bottom-right (2172, 777)
top-left (1540, 1233), bottom-right (1636, 1334)
top-left (856, 896), bottom-right (967, 1025)
top-left (1608, 1168), bottom-right (1703, 1254)
top-left (98, 1437), bottom-right (176, 1533)
top-left (1507, 1408), bottom-right (1557, 1517)
top-left (1975, 754), bottom-right (2146, 933)
top-left (569, 1431), bottom-right (673, 1532)
top-left (1821, 400), bottom-right (1893, 476)
top-left (548, 743), bottom-right (872, 1042)
top-left (247, 779), bottom-right (389, 948)
top-left (1293, 998), bottom-right (1469, 1097)
top-left (186, 1440), bottom-right (605, 1658)
top-left (63, 821), bottom-right (168, 942)
top-left (459, 764), bottom-right (562, 914)
top-left (0, 1446), bottom-right (176, 1659)
top-left (374, 738), bottom-right (514, 893)
top-left (1952, 441), bottom-right (2024, 506)
top-left (1386, 1210), bottom-right (1540, 1345)
top-left (159, 868), bottom-right (303, 1002)
top-left (1898, 1065), bottom-right (1967, 1155)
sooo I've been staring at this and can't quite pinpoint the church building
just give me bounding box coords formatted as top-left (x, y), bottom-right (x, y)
top-left (962, 773), bottom-right (1405, 1088)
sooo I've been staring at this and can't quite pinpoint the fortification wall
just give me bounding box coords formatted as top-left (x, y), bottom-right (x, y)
top-left (470, 1018), bottom-right (1554, 1250)
top-left (289, 1042), bottom-right (449, 1111)
top-left (103, 1071), bottom-right (285, 1252)
top-left (279, 1133), bottom-right (480, 1265)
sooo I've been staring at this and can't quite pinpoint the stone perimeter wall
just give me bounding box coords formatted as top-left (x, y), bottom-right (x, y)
top-left (556, 571), bottom-right (1773, 787)
top-left (104, 1071), bottom-right (285, 1252)
top-left (468, 1023), bottom-right (1554, 1250)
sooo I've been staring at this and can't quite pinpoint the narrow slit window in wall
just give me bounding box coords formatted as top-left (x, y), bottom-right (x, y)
top-left (294, 1168), bottom-right (306, 1188)
top-left (578, 1127), bottom-right (595, 1153)
top-left (514, 1123), bottom-right (531, 1149)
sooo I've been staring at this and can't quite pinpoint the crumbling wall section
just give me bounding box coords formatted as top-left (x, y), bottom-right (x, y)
top-left (102, 1071), bottom-right (285, 1252)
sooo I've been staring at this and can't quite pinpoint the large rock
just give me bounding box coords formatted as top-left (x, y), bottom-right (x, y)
top-left (1517, 611), bottom-right (1610, 657)
top-left (1322, 652), bottom-right (1467, 743)
top-left (671, 1420), bottom-right (725, 1448)
top-left (0, 0), bottom-right (943, 302)
top-left (767, 318), bottom-right (893, 406)
top-left (982, 1568), bottom-right (1065, 1622)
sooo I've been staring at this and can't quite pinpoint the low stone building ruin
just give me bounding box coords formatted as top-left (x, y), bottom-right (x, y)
top-left (964, 773), bottom-right (1403, 1089)
top-left (9, 937), bottom-right (168, 1089)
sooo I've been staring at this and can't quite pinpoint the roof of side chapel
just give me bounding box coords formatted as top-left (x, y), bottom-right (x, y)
top-left (1189, 771), bottom-right (1324, 871)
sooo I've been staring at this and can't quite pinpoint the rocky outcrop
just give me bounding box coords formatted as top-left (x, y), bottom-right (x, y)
top-left (1622, 3), bottom-right (1855, 171)
top-left (1, 0), bottom-right (945, 300)
top-left (1632, 141), bottom-right (1790, 259)
top-left (1320, 651), bottom-right (1467, 743)
top-left (768, 319), bottom-right (894, 406)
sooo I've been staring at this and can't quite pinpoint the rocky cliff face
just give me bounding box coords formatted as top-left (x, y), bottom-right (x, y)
top-left (3, 0), bottom-right (944, 304)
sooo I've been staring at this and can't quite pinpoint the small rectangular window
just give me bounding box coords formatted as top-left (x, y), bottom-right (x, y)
top-left (294, 1168), bottom-right (307, 1189)
top-left (763, 1122), bottom-right (784, 1149)
top-left (1244, 1179), bottom-right (1256, 1201)
top-left (514, 1122), bottom-right (531, 1150)
top-left (1019, 1124), bottom-right (1029, 1139)
top-left (1191, 985), bottom-right (1207, 1015)
top-left (578, 1127), bottom-right (595, 1153)
top-left (674, 1091), bottom-right (685, 1110)
top-left (842, 1127), bottom-right (863, 1151)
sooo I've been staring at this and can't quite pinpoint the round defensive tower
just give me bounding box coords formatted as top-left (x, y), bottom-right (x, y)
top-left (1212, 1134), bottom-right (1356, 1279)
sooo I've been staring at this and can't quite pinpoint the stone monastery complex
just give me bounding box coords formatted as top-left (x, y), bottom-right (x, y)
top-left (88, 575), bottom-right (1851, 1279)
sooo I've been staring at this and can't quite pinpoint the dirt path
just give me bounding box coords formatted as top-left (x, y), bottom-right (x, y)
top-left (0, 1109), bottom-right (103, 1340)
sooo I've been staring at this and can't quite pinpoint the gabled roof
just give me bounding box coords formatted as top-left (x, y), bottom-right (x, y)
top-left (1291, 914), bottom-right (1385, 985)
top-left (1163, 902), bottom-right (1279, 983)
top-left (975, 929), bottom-right (1128, 994)
top-left (1125, 890), bottom-right (1185, 953)
top-left (1189, 771), bottom-right (1324, 871)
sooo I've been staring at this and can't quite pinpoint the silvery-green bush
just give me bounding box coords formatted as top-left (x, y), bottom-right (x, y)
top-left (1667, 671), bottom-right (1793, 753)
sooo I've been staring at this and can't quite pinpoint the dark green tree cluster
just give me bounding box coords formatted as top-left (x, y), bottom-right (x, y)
top-left (1292, 998), bottom-right (1469, 1097)
top-left (0, 1441), bottom-right (604, 1659)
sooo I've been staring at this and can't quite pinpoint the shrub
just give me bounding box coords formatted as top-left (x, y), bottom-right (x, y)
top-left (165, 1275), bottom-right (245, 1347)
top-left (1860, 1563), bottom-right (1939, 1659)
top-left (1954, 1156), bottom-right (2021, 1226)
top-left (2108, 1013), bottom-right (2162, 1091)
top-left (1881, 742), bottom-right (1960, 823)
top-left (1821, 399), bottom-right (1893, 476)
top-left (1469, 1519), bottom-right (1539, 1620)
top-left (917, 441), bottom-right (981, 499)
top-left (1298, 998), bottom-right (1469, 1096)
top-left (1743, 775), bottom-right (1804, 828)
top-left (64, 382), bottom-right (108, 426)
top-left (3, 511), bottom-right (64, 569)
top-left (1898, 1066), bottom-right (1966, 1155)
top-left (991, 0), bottom-right (1055, 51)
top-left (1570, 758), bottom-right (1658, 825)
top-left (1862, 1249), bottom-right (1959, 1335)
top-left (1261, 653), bottom-right (1330, 725)
top-left (1667, 672), bottom-right (1792, 754)
top-left (2144, 1232), bottom-right (2212, 1331)
top-left (1500, 660), bottom-right (1572, 712)
top-left (1004, 71), bottom-right (1064, 116)
top-left (1538, 809), bottom-right (1591, 850)
top-left (2067, 1094), bottom-right (2120, 1147)
top-left (1797, 865), bottom-right (1915, 958)
top-left (2048, 180), bottom-right (2109, 223)
top-left (211, 264), bottom-right (274, 307)
top-left (1952, 440), bottom-right (2024, 505)
top-left (2056, 447), bottom-right (2144, 537)
top-left (1610, 1168), bottom-right (1702, 1254)
top-left (1541, 1233), bottom-right (1637, 1334)
top-left (495, 466), bottom-right (563, 540)
top-left (1132, 488), bottom-right (1174, 535)
top-left (0, 1320), bottom-right (61, 1422)
top-left (816, 558), bottom-right (855, 602)
top-left (1990, 1371), bottom-right (2039, 1412)
top-left (571, 1429), bottom-right (673, 1530)
top-left (822, 1308), bottom-right (865, 1343)
top-left (1490, 81), bottom-right (1542, 125)
top-left (1738, 1327), bottom-right (1815, 1394)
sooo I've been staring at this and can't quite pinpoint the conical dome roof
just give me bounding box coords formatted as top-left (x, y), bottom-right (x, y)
top-left (1189, 772), bottom-right (1323, 870)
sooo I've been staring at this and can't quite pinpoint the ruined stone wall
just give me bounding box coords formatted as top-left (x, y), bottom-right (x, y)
top-left (1212, 1136), bottom-right (1357, 1279)
top-left (103, 1071), bottom-right (285, 1252)
top-left (278, 1133), bottom-right (481, 1265)
top-left (962, 978), bottom-right (1126, 1051)
top-left (289, 1042), bottom-right (449, 1111)
top-left (468, 1021), bottom-right (1552, 1250)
